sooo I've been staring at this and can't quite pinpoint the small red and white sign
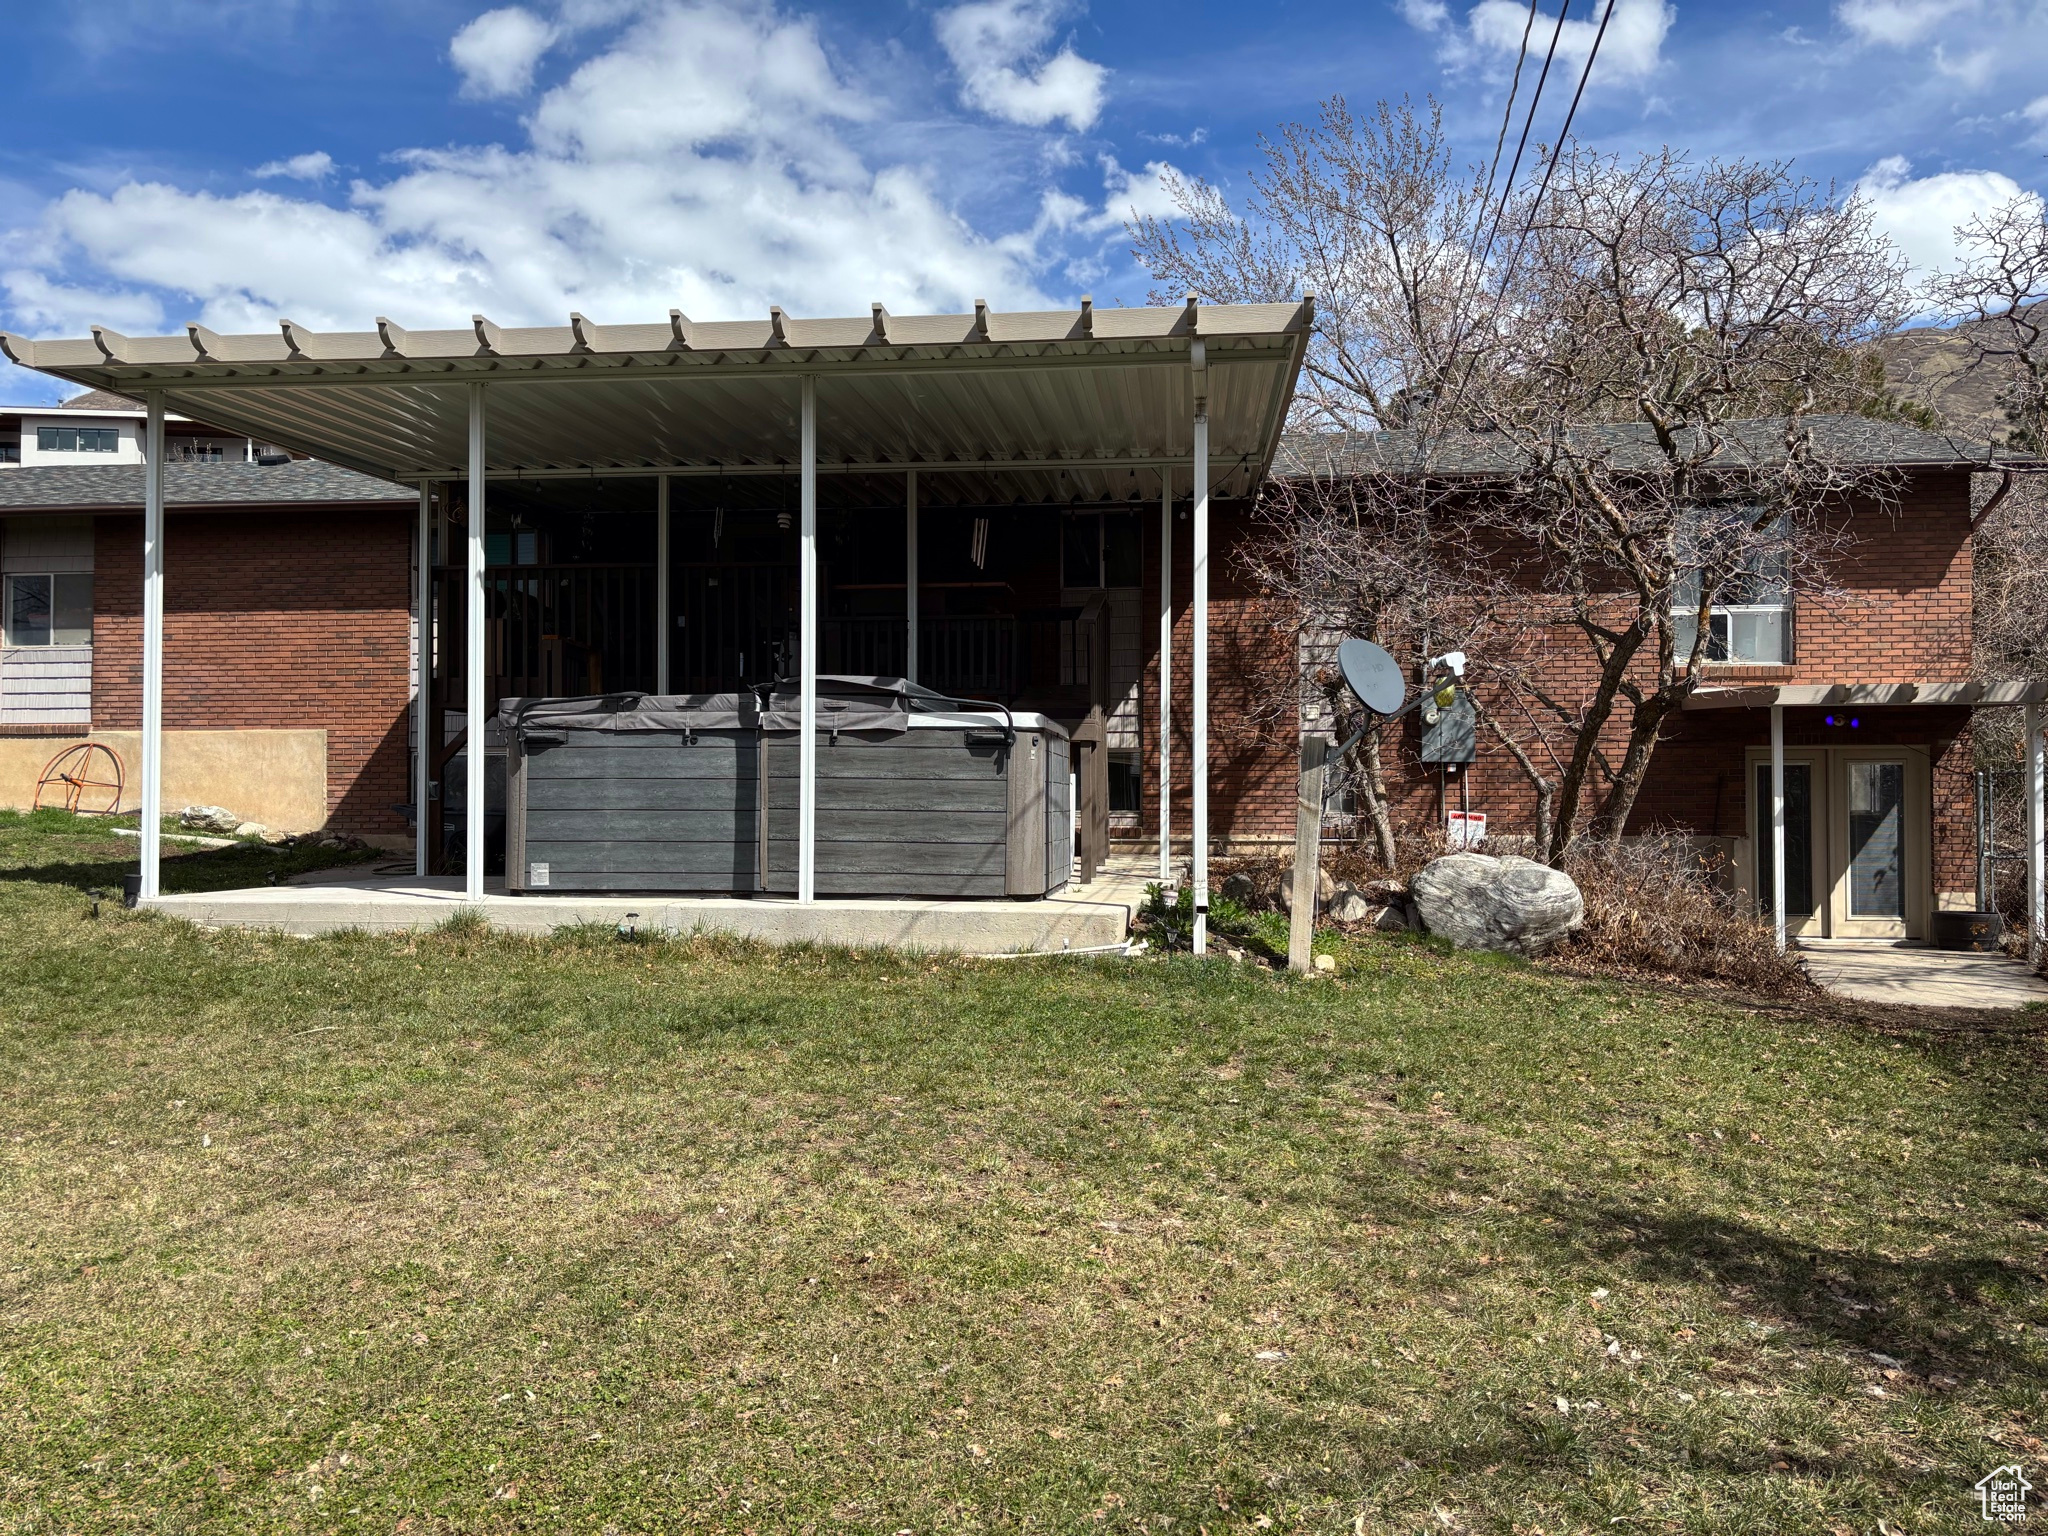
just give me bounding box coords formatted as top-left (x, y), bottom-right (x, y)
top-left (1447, 810), bottom-right (1487, 848)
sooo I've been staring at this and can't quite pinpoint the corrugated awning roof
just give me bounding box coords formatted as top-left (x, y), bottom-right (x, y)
top-left (3, 299), bottom-right (1311, 503)
top-left (0, 461), bottom-right (416, 512)
top-left (1686, 680), bottom-right (2048, 709)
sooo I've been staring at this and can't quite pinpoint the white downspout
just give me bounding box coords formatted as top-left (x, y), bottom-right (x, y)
top-left (1771, 703), bottom-right (1787, 954)
top-left (139, 391), bottom-right (165, 899)
top-left (465, 385), bottom-right (488, 904)
top-left (1158, 469), bottom-right (1173, 888)
top-left (799, 376), bottom-right (818, 904)
top-left (1191, 340), bottom-right (1210, 955)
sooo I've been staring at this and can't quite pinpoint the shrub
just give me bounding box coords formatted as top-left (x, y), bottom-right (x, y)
top-left (1553, 837), bottom-right (1808, 993)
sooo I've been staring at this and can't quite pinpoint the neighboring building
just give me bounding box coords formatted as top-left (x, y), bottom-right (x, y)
top-left (0, 446), bottom-right (416, 838)
top-left (1, 389), bottom-right (297, 469)
top-left (1254, 418), bottom-right (2037, 940)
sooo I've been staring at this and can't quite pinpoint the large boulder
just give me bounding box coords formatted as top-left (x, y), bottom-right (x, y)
top-left (1410, 853), bottom-right (1584, 955)
top-left (177, 805), bottom-right (242, 834)
top-left (1278, 867), bottom-right (1338, 913)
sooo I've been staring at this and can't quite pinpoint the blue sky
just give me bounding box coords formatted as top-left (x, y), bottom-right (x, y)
top-left (3, 0), bottom-right (2044, 403)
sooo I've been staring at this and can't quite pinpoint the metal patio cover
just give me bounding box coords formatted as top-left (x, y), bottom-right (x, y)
top-left (3, 299), bottom-right (1311, 499)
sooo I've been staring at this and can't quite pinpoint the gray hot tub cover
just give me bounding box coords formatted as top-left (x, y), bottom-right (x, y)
top-left (497, 692), bottom-right (763, 735)
top-left (760, 675), bottom-right (1012, 735)
top-left (497, 677), bottom-right (1014, 738)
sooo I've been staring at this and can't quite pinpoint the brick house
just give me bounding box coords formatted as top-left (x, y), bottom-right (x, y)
top-left (1229, 417), bottom-right (2047, 942)
top-left (2, 302), bottom-right (2038, 949)
top-left (0, 391), bottom-right (417, 836)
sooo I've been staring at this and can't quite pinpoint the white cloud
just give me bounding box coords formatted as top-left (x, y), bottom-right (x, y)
top-left (1088, 158), bottom-right (1181, 233)
top-left (1835, 0), bottom-right (1977, 46)
top-left (2022, 92), bottom-right (2048, 143)
top-left (450, 6), bottom-right (561, 99)
top-left (2, 0), bottom-right (1060, 344)
top-left (251, 151), bottom-right (334, 181)
top-left (1395, 0), bottom-right (1451, 28)
top-left (1856, 154), bottom-right (2040, 276)
top-left (934, 0), bottom-right (1108, 132)
top-left (1464, 0), bottom-right (1675, 83)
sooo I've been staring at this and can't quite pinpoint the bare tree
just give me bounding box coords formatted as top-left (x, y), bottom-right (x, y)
top-left (1135, 113), bottom-right (1914, 867)
top-left (1134, 97), bottom-right (1508, 866)
top-left (1472, 148), bottom-right (1912, 857)
top-left (1925, 194), bottom-right (2048, 695)
top-left (1238, 462), bottom-right (1509, 864)
top-left (1925, 194), bottom-right (2048, 451)
top-left (1130, 96), bottom-right (1494, 430)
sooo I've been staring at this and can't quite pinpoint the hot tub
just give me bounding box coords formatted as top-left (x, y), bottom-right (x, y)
top-left (499, 679), bottom-right (1071, 898)
top-left (760, 678), bottom-right (1071, 899)
top-left (502, 692), bottom-right (763, 894)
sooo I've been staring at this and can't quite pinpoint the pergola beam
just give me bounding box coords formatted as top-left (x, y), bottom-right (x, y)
top-left (16, 344), bottom-right (1298, 393)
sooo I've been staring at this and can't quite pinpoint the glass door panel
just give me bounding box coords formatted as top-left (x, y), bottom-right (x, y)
top-left (1845, 760), bottom-right (1906, 920)
top-left (1755, 762), bottom-right (1816, 921)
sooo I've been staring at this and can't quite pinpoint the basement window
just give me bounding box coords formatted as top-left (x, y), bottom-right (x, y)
top-left (5, 574), bottom-right (94, 646)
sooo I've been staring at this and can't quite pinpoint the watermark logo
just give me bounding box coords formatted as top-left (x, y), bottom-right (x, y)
top-left (1977, 1464), bottom-right (2032, 1522)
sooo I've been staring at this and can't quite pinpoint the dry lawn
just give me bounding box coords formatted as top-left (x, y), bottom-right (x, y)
top-left (0, 812), bottom-right (2042, 1533)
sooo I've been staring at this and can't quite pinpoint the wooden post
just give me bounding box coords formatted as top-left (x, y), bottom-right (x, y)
top-left (1288, 734), bottom-right (1328, 973)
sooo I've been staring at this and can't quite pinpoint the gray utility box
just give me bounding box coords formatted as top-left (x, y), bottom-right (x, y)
top-left (760, 680), bottom-right (1071, 899)
top-left (499, 679), bottom-right (1071, 899)
top-left (503, 693), bottom-right (762, 894)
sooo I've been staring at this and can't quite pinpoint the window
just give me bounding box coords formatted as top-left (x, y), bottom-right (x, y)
top-left (1108, 753), bottom-right (1141, 815)
top-left (5, 574), bottom-right (93, 646)
top-left (1062, 511), bottom-right (1140, 589)
top-left (36, 426), bottom-right (120, 454)
top-left (1673, 508), bottom-right (1791, 665)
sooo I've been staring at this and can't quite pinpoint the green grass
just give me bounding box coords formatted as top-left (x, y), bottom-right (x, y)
top-left (0, 813), bottom-right (2042, 1533)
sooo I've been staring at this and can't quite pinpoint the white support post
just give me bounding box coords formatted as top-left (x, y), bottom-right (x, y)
top-left (138, 391), bottom-right (166, 900)
top-left (905, 468), bottom-right (919, 685)
top-left (1771, 703), bottom-right (1787, 955)
top-left (798, 376), bottom-right (818, 904)
top-left (1191, 343), bottom-right (1210, 956)
top-left (414, 483), bottom-right (432, 879)
top-left (1158, 470), bottom-right (1173, 888)
top-left (2027, 701), bottom-right (2043, 968)
top-left (656, 475), bottom-right (671, 694)
top-left (465, 385), bottom-right (488, 904)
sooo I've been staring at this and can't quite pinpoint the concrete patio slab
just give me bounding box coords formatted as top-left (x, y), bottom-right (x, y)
top-left (142, 871), bottom-right (1136, 954)
top-left (1798, 941), bottom-right (2048, 1010)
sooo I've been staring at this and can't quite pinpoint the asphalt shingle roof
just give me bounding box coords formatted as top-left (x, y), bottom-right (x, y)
top-left (1272, 414), bottom-right (2035, 479)
top-left (0, 461), bottom-right (414, 511)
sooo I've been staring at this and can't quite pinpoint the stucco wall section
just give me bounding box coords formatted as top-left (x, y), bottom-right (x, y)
top-left (0, 728), bottom-right (329, 830)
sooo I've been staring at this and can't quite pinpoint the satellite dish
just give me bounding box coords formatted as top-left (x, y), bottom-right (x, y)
top-left (1337, 637), bottom-right (1406, 715)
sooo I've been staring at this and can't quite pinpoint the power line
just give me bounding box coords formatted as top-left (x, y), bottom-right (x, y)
top-left (1477, 0), bottom-right (1544, 242)
top-left (1476, 0), bottom-right (1573, 277)
top-left (1441, 0), bottom-right (1621, 432)
top-left (1502, 0), bottom-right (1622, 282)
top-left (1422, 1), bottom-right (1570, 438)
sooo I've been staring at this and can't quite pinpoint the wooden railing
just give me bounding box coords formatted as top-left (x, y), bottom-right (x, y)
top-left (823, 612), bottom-right (1093, 700)
top-left (434, 563), bottom-right (657, 713)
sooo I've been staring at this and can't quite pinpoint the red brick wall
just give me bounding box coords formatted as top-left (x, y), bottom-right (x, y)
top-left (1136, 498), bottom-right (1301, 847)
top-left (92, 506), bottom-right (413, 834)
top-left (1133, 470), bottom-right (1981, 858)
